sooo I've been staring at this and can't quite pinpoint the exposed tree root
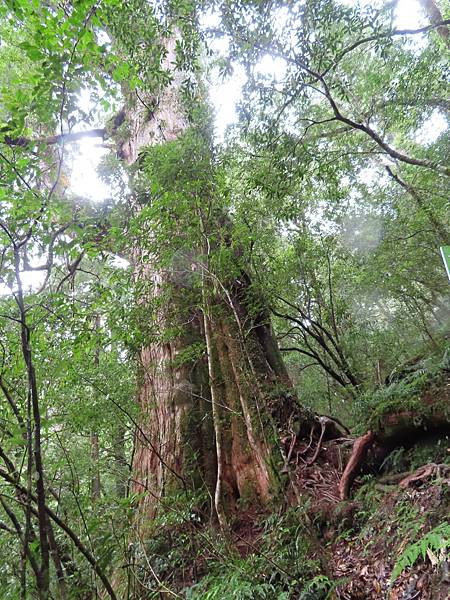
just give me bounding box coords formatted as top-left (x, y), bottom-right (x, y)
top-left (306, 417), bottom-right (328, 465)
top-left (281, 434), bottom-right (297, 473)
top-left (399, 463), bottom-right (450, 489)
top-left (338, 431), bottom-right (375, 500)
top-left (298, 423), bottom-right (316, 456)
top-left (282, 414), bottom-right (348, 473)
top-left (337, 378), bottom-right (450, 499)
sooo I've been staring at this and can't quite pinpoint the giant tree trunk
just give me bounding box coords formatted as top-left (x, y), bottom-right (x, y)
top-left (419, 0), bottom-right (450, 49)
top-left (122, 34), bottom-right (312, 526)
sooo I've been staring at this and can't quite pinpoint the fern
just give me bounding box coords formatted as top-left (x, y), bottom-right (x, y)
top-left (299, 575), bottom-right (334, 599)
top-left (391, 522), bottom-right (450, 582)
top-left (185, 570), bottom-right (278, 599)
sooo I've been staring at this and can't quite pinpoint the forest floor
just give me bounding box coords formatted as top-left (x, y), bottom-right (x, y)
top-left (143, 367), bottom-right (450, 599)
top-left (322, 463), bottom-right (449, 599)
top-left (228, 442), bottom-right (450, 600)
top-left (227, 368), bottom-right (450, 599)
top-left (329, 478), bottom-right (450, 599)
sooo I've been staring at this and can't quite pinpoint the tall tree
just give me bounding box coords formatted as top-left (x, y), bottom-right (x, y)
top-left (0, 0), bottom-right (448, 597)
top-left (108, 7), bottom-right (313, 523)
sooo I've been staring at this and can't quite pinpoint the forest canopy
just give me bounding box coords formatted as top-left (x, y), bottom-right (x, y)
top-left (0, 0), bottom-right (449, 598)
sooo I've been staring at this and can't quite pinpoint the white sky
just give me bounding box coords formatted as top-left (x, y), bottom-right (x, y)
top-left (70, 136), bottom-right (110, 201)
top-left (339, 0), bottom-right (426, 29)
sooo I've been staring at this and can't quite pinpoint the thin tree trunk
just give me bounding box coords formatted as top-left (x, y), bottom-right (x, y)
top-left (90, 432), bottom-right (101, 502)
top-left (14, 247), bottom-right (50, 599)
top-left (90, 316), bottom-right (101, 503)
top-left (113, 424), bottom-right (127, 498)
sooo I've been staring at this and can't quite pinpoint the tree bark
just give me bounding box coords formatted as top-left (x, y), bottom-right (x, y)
top-left (124, 34), bottom-right (312, 525)
top-left (419, 0), bottom-right (450, 48)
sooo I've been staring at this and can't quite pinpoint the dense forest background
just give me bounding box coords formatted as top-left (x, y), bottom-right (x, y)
top-left (0, 0), bottom-right (449, 598)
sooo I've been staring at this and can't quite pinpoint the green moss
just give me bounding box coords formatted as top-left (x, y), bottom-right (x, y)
top-left (355, 348), bottom-right (450, 433)
top-left (236, 480), bottom-right (260, 510)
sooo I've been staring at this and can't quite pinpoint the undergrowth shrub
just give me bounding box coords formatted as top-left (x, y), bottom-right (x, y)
top-left (405, 436), bottom-right (450, 469)
top-left (183, 505), bottom-right (333, 599)
top-left (131, 490), bottom-right (213, 597)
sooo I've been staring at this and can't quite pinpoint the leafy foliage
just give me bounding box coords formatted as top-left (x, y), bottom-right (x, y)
top-left (391, 522), bottom-right (450, 582)
top-left (355, 344), bottom-right (450, 431)
top-left (183, 506), bottom-right (330, 600)
top-left (0, 0), bottom-right (449, 597)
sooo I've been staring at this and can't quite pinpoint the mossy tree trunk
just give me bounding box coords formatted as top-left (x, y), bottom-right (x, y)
top-left (121, 36), bottom-right (312, 526)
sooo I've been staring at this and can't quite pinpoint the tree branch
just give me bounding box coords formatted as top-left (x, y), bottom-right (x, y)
top-left (317, 74), bottom-right (450, 175)
top-left (3, 128), bottom-right (106, 148)
top-left (0, 467), bottom-right (117, 600)
top-left (324, 19), bottom-right (450, 75)
top-left (385, 166), bottom-right (449, 242)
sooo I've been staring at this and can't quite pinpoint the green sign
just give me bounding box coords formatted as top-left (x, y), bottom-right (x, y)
top-left (440, 246), bottom-right (450, 282)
